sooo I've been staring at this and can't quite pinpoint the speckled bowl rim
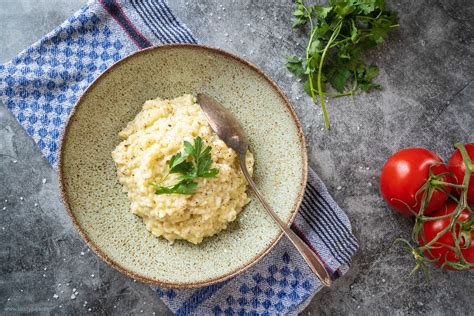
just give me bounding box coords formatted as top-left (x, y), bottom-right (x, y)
top-left (58, 44), bottom-right (308, 288)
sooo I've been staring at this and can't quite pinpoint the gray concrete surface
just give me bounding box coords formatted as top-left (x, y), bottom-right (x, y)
top-left (1, 0), bottom-right (473, 315)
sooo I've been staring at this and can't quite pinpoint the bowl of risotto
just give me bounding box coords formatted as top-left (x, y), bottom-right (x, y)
top-left (59, 45), bottom-right (307, 287)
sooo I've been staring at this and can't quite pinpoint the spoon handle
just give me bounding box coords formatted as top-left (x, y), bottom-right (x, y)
top-left (239, 156), bottom-right (332, 287)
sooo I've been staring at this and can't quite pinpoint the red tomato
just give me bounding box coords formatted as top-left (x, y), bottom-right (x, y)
top-left (447, 143), bottom-right (474, 205)
top-left (380, 148), bottom-right (451, 216)
top-left (418, 202), bottom-right (474, 270)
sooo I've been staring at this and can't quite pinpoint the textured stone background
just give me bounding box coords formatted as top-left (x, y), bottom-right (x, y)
top-left (1, 0), bottom-right (473, 314)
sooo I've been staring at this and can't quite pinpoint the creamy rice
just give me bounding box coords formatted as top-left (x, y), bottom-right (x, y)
top-left (112, 94), bottom-right (254, 244)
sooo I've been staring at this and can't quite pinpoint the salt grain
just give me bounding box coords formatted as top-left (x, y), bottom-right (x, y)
top-left (368, 182), bottom-right (372, 187)
top-left (337, 186), bottom-right (342, 190)
top-left (42, 178), bottom-right (47, 184)
top-left (80, 252), bottom-right (85, 256)
top-left (20, 197), bottom-right (24, 201)
top-left (72, 288), bottom-right (76, 292)
top-left (2, 207), bottom-right (5, 211)
top-left (53, 294), bottom-right (59, 299)
top-left (43, 274), bottom-right (46, 277)
top-left (88, 308), bottom-right (92, 311)
top-left (91, 274), bottom-right (95, 278)
top-left (34, 203), bottom-right (38, 207)
top-left (224, 33), bottom-right (229, 37)
top-left (44, 267), bottom-right (47, 271)
top-left (12, 160), bottom-right (17, 163)
top-left (71, 294), bottom-right (76, 300)
top-left (7, 298), bottom-right (10, 301)
top-left (113, 305), bottom-right (117, 309)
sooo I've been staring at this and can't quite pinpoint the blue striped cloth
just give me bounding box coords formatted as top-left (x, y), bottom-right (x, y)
top-left (0, 1), bottom-right (358, 314)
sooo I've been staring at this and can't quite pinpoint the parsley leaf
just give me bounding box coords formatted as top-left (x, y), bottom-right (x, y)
top-left (150, 137), bottom-right (219, 195)
top-left (287, 0), bottom-right (398, 128)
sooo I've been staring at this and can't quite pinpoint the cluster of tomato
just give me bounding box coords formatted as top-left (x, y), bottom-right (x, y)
top-left (379, 143), bottom-right (473, 271)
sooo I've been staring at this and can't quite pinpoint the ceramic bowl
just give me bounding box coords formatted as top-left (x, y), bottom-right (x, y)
top-left (59, 44), bottom-right (307, 288)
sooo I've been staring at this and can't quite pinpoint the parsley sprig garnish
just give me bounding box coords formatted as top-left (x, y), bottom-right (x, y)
top-left (149, 137), bottom-right (219, 195)
top-left (287, 0), bottom-right (398, 129)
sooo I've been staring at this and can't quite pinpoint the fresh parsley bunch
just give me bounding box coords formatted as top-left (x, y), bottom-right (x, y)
top-left (287, 0), bottom-right (398, 128)
top-left (149, 137), bottom-right (219, 195)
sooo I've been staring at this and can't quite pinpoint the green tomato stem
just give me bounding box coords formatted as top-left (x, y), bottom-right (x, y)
top-left (429, 179), bottom-right (465, 189)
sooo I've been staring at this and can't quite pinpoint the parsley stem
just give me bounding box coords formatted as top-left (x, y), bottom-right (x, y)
top-left (317, 20), bottom-right (343, 129)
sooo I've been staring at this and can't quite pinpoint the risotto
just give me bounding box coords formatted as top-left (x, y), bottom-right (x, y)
top-left (112, 94), bottom-right (254, 244)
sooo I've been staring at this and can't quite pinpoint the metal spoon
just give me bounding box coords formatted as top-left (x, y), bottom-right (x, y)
top-left (197, 93), bottom-right (332, 287)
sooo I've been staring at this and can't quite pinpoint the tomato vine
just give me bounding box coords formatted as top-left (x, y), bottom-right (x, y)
top-left (397, 143), bottom-right (474, 273)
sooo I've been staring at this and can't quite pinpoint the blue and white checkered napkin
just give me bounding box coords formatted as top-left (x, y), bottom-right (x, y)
top-left (0, 0), bottom-right (358, 314)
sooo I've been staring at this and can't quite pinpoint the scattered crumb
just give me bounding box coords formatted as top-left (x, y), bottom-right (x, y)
top-left (71, 293), bottom-right (76, 300)
top-left (59, 305), bottom-right (62, 308)
top-left (44, 267), bottom-right (47, 271)
top-left (366, 167), bottom-right (370, 170)
top-left (382, 278), bottom-right (386, 283)
top-left (113, 305), bottom-right (117, 309)
top-left (90, 274), bottom-right (94, 278)
top-left (80, 252), bottom-right (85, 256)
top-left (337, 186), bottom-right (342, 191)
top-left (7, 298), bottom-right (10, 301)
top-left (43, 274), bottom-right (46, 277)
top-left (53, 294), bottom-right (59, 299)
top-left (34, 203), bottom-right (38, 207)
top-left (19, 197), bottom-right (24, 201)
top-left (12, 160), bottom-right (18, 163)
top-left (2, 207), bottom-right (5, 211)
top-left (88, 308), bottom-right (92, 312)
top-left (42, 178), bottom-right (47, 184)
top-left (72, 288), bottom-right (76, 292)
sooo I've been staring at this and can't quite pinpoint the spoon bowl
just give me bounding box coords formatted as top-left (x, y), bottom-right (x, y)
top-left (197, 93), bottom-right (332, 287)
